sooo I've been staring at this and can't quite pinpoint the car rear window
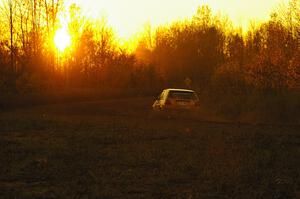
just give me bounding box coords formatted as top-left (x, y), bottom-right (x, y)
top-left (168, 91), bottom-right (198, 100)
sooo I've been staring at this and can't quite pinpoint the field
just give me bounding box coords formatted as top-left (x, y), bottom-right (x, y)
top-left (0, 97), bottom-right (300, 199)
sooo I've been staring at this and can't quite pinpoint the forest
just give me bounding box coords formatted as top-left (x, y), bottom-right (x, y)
top-left (0, 0), bottom-right (299, 122)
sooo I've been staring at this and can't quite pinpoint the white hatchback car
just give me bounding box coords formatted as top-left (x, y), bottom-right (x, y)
top-left (152, 88), bottom-right (200, 111)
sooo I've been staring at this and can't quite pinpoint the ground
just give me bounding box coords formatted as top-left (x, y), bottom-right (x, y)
top-left (0, 97), bottom-right (299, 199)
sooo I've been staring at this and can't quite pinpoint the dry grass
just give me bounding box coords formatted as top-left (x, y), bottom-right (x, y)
top-left (0, 98), bottom-right (299, 198)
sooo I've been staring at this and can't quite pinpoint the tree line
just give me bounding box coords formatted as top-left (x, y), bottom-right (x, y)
top-left (0, 0), bottom-right (299, 120)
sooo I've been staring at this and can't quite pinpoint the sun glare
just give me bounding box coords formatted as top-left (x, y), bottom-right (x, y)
top-left (54, 28), bottom-right (71, 52)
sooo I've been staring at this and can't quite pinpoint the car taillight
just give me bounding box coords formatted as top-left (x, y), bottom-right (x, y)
top-left (165, 100), bottom-right (172, 106)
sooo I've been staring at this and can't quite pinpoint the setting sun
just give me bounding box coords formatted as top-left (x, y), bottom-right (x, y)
top-left (54, 28), bottom-right (71, 52)
top-left (0, 0), bottom-right (299, 196)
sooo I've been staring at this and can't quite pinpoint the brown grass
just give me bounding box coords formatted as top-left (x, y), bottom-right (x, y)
top-left (0, 98), bottom-right (299, 198)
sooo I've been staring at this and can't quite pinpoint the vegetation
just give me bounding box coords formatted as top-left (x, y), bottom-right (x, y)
top-left (0, 1), bottom-right (299, 197)
top-left (0, 98), bottom-right (300, 198)
top-left (0, 0), bottom-right (300, 122)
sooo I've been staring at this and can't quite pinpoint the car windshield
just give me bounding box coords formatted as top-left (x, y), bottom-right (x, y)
top-left (168, 91), bottom-right (198, 100)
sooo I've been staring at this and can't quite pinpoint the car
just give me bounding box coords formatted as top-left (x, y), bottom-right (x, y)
top-left (152, 88), bottom-right (200, 111)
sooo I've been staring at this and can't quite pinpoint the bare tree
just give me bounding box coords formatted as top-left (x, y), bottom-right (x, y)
top-left (9, 0), bottom-right (13, 72)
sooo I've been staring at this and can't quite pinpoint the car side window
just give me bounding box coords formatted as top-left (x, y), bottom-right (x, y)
top-left (165, 91), bottom-right (171, 100)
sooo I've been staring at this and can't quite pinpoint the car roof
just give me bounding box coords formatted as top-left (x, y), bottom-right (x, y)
top-left (164, 88), bottom-right (195, 93)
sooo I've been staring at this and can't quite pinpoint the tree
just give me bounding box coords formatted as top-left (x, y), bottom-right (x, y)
top-left (245, 18), bottom-right (298, 91)
top-left (0, 0), bottom-right (16, 72)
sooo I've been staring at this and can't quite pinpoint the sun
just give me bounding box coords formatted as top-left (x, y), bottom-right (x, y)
top-left (54, 28), bottom-right (71, 52)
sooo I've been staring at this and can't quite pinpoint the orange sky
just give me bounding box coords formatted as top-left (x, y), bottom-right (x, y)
top-left (66, 0), bottom-right (287, 39)
top-left (0, 0), bottom-right (288, 39)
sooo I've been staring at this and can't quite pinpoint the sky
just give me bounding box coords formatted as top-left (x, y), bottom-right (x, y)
top-left (0, 0), bottom-right (287, 39)
top-left (68, 0), bottom-right (287, 39)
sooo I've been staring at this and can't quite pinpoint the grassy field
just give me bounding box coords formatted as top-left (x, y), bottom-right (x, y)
top-left (0, 98), bottom-right (299, 199)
